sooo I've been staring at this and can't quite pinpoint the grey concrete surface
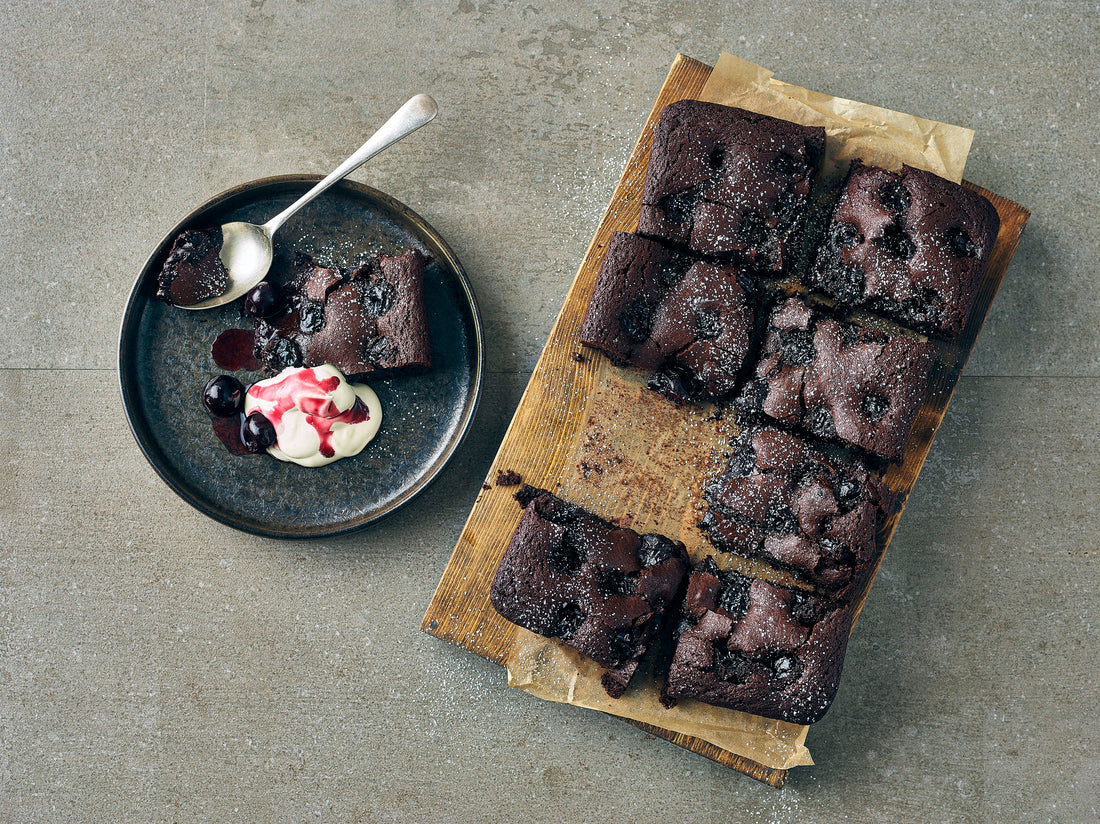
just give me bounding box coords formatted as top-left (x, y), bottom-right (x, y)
top-left (1, 1), bottom-right (1097, 822)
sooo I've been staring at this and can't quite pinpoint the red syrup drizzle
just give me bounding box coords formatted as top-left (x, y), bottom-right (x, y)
top-left (211, 328), bottom-right (259, 372)
top-left (210, 412), bottom-right (253, 456)
top-left (247, 368), bottom-right (370, 459)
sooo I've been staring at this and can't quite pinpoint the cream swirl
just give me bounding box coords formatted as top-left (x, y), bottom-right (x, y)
top-left (243, 365), bottom-right (382, 467)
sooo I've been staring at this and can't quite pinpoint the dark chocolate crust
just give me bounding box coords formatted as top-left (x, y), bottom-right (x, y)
top-left (663, 557), bottom-right (853, 725)
top-left (806, 161), bottom-right (1001, 339)
top-left (155, 227), bottom-right (230, 306)
top-left (737, 295), bottom-right (936, 462)
top-left (698, 426), bottom-right (896, 601)
top-left (579, 231), bottom-right (761, 403)
top-left (489, 486), bottom-right (690, 698)
top-left (637, 99), bottom-right (825, 274)
top-left (253, 248), bottom-right (431, 379)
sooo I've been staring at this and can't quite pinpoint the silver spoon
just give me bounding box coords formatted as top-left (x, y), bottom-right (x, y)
top-left (182, 93), bottom-right (439, 310)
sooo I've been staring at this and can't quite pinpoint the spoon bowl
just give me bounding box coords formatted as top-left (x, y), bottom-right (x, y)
top-left (180, 94), bottom-right (438, 310)
top-left (186, 221), bottom-right (274, 309)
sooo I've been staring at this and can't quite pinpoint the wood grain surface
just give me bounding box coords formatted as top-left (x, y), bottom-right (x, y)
top-left (421, 54), bottom-right (1030, 787)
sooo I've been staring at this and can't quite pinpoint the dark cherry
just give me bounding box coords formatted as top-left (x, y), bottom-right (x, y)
top-left (609, 628), bottom-right (635, 664)
top-left (547, 530), bottom-right (584, 576)
top-left (727, 441), bottom-right (758, 477)
top-left (836, 476), bottom-right (862, 504)
top-left (714, 645), bottom-right (754, 684)
top-left (945, 226), bottom-right (979, 258)
top-left (804, 404), bottom-right (837, 439)
top-left (601, 569), bottom-right (636, 597)
top-left (764, 501), bottom-right (799, 535)
top-left (647, 364), bottom-right (698, 406)
top-left (244, 281), bottom-right (284, 318)
top-left (298, 299), bottom-right (326, 334)
top-left (779, 327), bottom-right (817, 367)
top-left (878, 223), bottom-right (916, 259)
top-left (861, 392), bottom-right (890, 421)
top-left (241, 411), bottom-right (277, 454)
top-left (879, 182), bottom-right (911, 214)
top-left (552, 602), bottom-right (586, 641)
top-left (831, 222), bottom-right (864, 249)
top-left (772, 655), bottom-right (802, 681)
top-left (717, 577), bottom-right (750, 618)
top-left (638, 534), bottom-right (675, 567)
top-left (202, 375), bottom-right (244, 417)
top-left (364, 280), bottom-right (396, 317)
top-left (619, 298), bottom-right (653, 343)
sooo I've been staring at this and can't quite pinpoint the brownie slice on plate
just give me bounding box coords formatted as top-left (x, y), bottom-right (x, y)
top-left (579, 231), bottom-right (763, 404)
top-left (637, 99), bottom-right (825, 274)
top-left (253, 248), bottom-right (431, 379)
top-left (806, 161), bottom-right (1001, 340)
top-left (489, 485), bottom-right (691, 698)
top-left (663, 557), bottom-right (853, 725)
top-left (698, 426), bottom-right (896, 602)
top-left (737, 295), bottom-right (936, 463)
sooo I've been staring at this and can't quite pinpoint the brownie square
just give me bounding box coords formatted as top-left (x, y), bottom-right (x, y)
top-left (698, 426), bottom-right (896, 601)
top-left (806, 161), bottom-right (1001, 339)
top-left (579, 231), bottom-right (762, 403)
top-left (253, 248), bottom-right (431, 379)
top-left (664, 557), bottom-right (854, 724)
top-left (637, 100), bottom-right (825, 274)
top-left (489, 486), bottom-right (691, 697)
top-left (737, 295), bottom-right (936, 462)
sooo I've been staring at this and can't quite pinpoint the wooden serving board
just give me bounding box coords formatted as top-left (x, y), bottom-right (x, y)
top-left (421, 55), bottom-right (1030, 787)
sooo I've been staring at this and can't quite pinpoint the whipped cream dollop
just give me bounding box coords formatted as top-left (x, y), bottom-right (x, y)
top-left (243, 364), bottom-right (382, 467)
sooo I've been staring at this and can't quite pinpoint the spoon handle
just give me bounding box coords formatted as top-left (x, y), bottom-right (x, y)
top-left (263, 94), bottom-right (438, 235)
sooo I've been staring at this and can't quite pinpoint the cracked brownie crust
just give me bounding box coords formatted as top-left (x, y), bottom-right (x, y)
top-left (580, 231), bottom-right (762, 403)
top-left (489, 486), bottom-right (690, 698)
top-left (737, 295), bottom-right (937, 462)
top-left (807, 161), bottom-right (1000, 339)
top-left (664, 557), bottom-right (854, 725)
top-left (698, 426), bottom-right (896, 601)
top-left (637, 99), bottom-right (825, 273)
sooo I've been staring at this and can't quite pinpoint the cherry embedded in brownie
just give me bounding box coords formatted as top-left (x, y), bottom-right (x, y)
top-left (636, 99), bottom-right (825, 274)
top-left (805, 161), bottom-right (1001, 340)
top-left (736, 294), bottom-right (937, 463)
top-left (155, 227), bottom-right (230, 306)
top-left (663, 557), bottom-right (854, 725)
top-left (697, 425), bottom-right (896, 602)
top-left (253, 248), bottom-right (431, 378)
top-left (579, 231), bottom-right (764, 404)
top-left (489, 485), bottom-right (691, 698)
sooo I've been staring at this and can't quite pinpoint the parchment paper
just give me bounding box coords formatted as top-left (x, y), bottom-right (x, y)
top-left (503, 53), bottom-right (975, 772)
top-left (702, 52), bottom-right (973, 184)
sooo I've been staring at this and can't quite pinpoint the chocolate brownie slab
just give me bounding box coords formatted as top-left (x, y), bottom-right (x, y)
top-left (664, 557), bottom-right (853, 724)
top-left (489, 486), bottom-right (690, 698)
top-left (637, 100), bottom-right (825, 274)
top-left (698, 426), bottom-right (896, 601)
top-left (737, 295), bottom-right (936, 462)
top-left (253, 248), bottom-right (431, 378)
top-left (579, 231), bottom-right (762, 404)
top-left (807, 161), bottom-right (1000, 339)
